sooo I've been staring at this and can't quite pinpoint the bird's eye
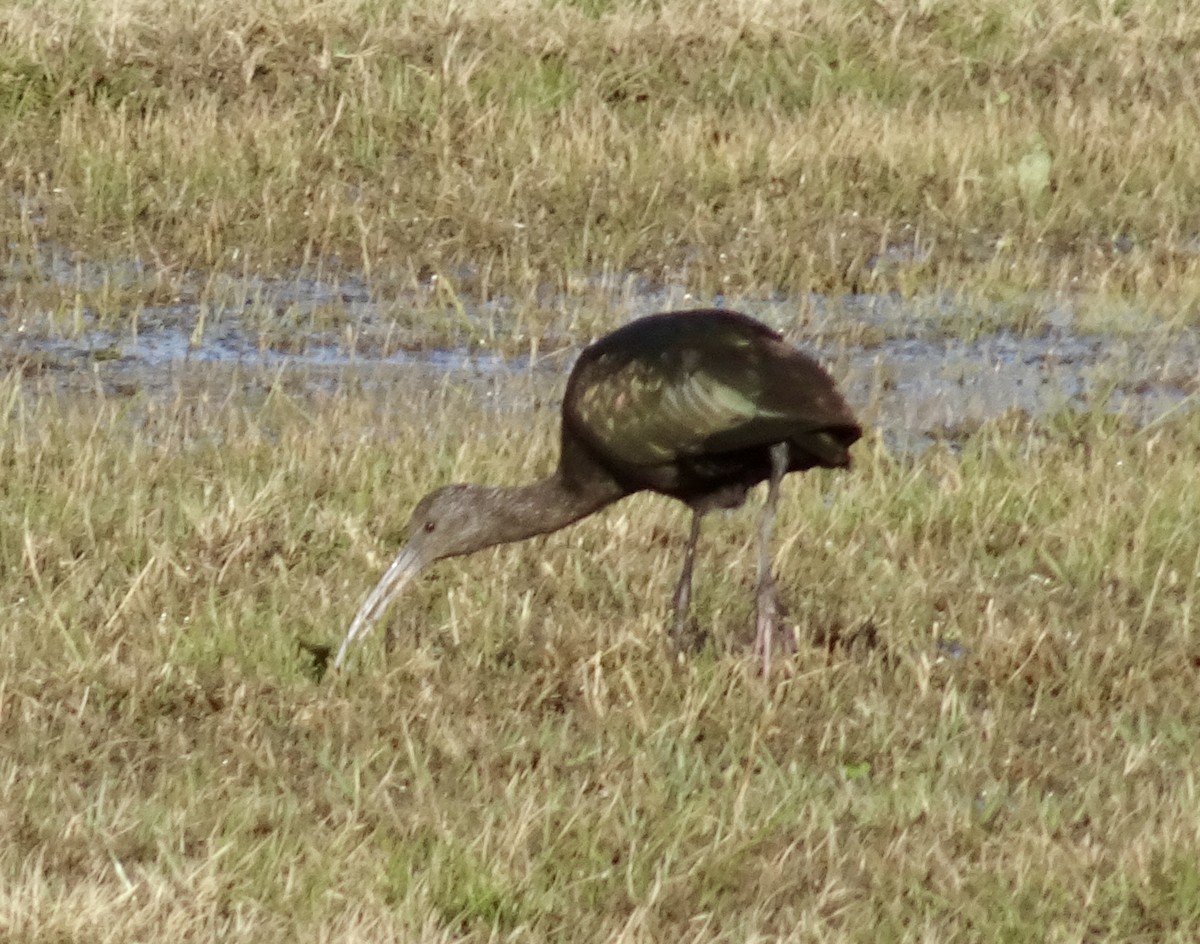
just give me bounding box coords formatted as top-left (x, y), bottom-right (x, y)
top-left (423, 521), bottom-right (436, 534)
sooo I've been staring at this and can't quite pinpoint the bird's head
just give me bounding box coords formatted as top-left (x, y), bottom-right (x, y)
top-left (402, 483), bottom-right (498, 563)
top-left (333, 483), bottom-right (497, 670)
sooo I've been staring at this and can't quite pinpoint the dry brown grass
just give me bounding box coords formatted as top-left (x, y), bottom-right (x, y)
top-left (2, 368), bottom-right (1199, 940)
top-left (3, 2), bottom-right (1199, 936)
top-left (2, 0), bottom-right (1200, 327)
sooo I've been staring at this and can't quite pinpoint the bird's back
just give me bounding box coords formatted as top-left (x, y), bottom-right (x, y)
top-left (562, 309), bottom-right (861, 504)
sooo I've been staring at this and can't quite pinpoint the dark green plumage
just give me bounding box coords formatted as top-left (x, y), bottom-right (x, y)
top-left (563, 309), bottom-right (861, 510)
top-left (335, 308), bottom-right (861, 673)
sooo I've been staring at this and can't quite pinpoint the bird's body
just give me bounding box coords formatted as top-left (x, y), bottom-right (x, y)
top-left (335, 309), bottom-right (861, 672)
top-left (563, 309), bottom-right (859, 507)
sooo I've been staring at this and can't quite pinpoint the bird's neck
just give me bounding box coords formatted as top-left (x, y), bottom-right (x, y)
top-left (475, 471), bottom-right (625, 549)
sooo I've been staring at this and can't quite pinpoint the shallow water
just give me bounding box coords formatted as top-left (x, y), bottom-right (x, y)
top-left (3, 253), bottom-right (1197, 451)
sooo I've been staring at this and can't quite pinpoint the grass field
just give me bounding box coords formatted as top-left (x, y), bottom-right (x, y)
top-left (3, 0), bottom-right (1200, 939)
top-left (3, 0), bottom-right (1200, 333)
top-left (2, 374), bottom-right (1199, 940)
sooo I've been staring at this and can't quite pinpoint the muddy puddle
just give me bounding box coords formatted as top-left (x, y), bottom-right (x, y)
top-left (2, 254), bottom-right (1197, 451)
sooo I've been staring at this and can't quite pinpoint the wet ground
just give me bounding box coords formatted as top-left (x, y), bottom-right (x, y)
top-left (3, 253), bottom-right (1197, 451)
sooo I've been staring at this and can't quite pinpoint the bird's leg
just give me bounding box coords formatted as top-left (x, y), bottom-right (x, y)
top-left (753, 443), bottom-right (794, 675)
top-left (669, 509), bottom-right (704, 654)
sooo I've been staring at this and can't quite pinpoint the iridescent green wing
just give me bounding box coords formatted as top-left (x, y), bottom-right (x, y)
top-left (568, 332), bottom-right (793, 466)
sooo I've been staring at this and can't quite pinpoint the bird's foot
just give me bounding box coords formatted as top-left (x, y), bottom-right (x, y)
top-left (669, 617), bottom-right (708, 659)
top-left (752, 579), bottom-right (794, 676)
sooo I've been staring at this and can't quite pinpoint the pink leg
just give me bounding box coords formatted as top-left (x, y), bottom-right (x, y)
top-left (752, 444), bottom-right (794, 674)
top-left (669, 510), bottom-right (704, 654)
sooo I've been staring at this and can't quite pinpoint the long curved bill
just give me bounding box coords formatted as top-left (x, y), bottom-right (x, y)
top-left (334, 544), bottom-right (424, 670)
